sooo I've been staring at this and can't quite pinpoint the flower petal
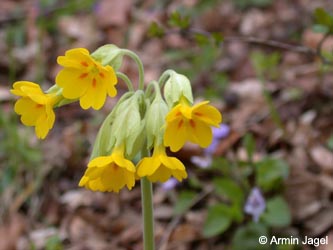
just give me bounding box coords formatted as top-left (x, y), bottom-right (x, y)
top-left (193, 103), bottom-right (222, 126)
top-left (164, 117), bottom-right (187, 152)
top-left (88, 156), bottom-right (114, 167)
top-left (188, 119), bottom-right (213, 147)
top-left (56, 68), bottom-right (89, 99)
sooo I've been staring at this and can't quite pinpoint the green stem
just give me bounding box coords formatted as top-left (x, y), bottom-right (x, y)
top-left (258, 75), bottom-right (285, 133)
top-left (141, 177), bottom-right (155, 250)
top-left (141, 146), bottom-right (155, 250)
top-left (116, 72), bottom-right (134, 91)
top-left (121, 49), bottom-right (145, 90)
top-left (145, 81), bottom-right (162, 100)
top-left (158, 69), bottom-right (173, 89)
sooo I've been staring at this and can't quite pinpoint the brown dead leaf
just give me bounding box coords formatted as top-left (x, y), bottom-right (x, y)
top-left (304, 206), bottom-right (333, 237)
top-left (58, 15), bottom-right (101, 48)
top-left (319, 175), bottom-right (333, 192)
top-left (310, 145), bottom-right (333, 173)
top-left (215, 130), bottom-right (242, 156)
top-left (60, 190), bottom-right (94, 210)
top-left (154, 205), bottom-right (174, 220)
top-left (240, 9), bottom-right (273, 36)
top-left (229, 79), bottom-right (263, 100)
top-left (285, 169), bottom-right (324, 221)
top-left (0, 213), bottom-right (26, 250)
top-left (95, 0), bottom-right (132, 28)
top-left (170, 223), bottom-right (200, 243)
top-left (303, 29), bottom-right (333, 51)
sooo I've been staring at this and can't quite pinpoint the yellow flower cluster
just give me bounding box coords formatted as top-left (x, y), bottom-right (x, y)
top-left (11, 46), bottom-right (222, 193)
top-left (11, 48), bottom-right (118, 138)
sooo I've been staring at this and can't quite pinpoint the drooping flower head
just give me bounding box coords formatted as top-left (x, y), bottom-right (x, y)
top-left (244, 187), bottom-right (266, 222)
top-left (11, 81), bottom-right (58, 139)
top-left (56, 48), bottom-right (117, 110)
top-left (79, 145), bottom-right (136, 192)
top-left (164, 98), bottom-right (222, 152)
top-left (137, 145), bottom-right (187, 183)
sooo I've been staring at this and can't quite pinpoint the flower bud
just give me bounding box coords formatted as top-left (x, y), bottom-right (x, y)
top-left (92, 91), bottom-right (146, 160)
top-left (91, 44), bottom-right (123, 70)
top-left (145, 94), bottom-right (169, 149)
top-left (163, 70), bottom-right (193, 107)
top-left (90, 92), bottom-right (134, 159)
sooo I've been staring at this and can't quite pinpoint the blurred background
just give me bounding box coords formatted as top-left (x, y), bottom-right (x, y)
top-left (0, 0), bottom-right (332, 249)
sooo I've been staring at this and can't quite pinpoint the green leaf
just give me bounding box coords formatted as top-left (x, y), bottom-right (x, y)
top-left (45, 235), bottom-right (63, 250)
top-left (255, 158), bottom-right (289, 191)
top-left (168, 11), bottom-right (190, 29)
top-left (213, 178), bottom-right (244, 206)
top-left (232, 223), bottom-right (268, 250)
top-left (174, 191), bottom-right (196, 215)
top-left (327, 134), bottom-right (333, 150)
top-left (243, 133), bottom-right (255, 161)
top-left (194, 33), bottom-right (210, 47)
top-left (211, 157), bottom-right (232, 174)
top-left (211, 32), bottom-right (224, 46)
top-left (188, 175), bottom-right (202, 189)
top-left (250, 51), bottom-right (281, 79)
top-left (261, 196), bottom-right (291, 227)
top-left (230, 203), bottom-right (244, 223)
top-left (203, 204), bottom-right (233, 237)
top-left (148, 22), bottom-right (165, 38)
top-left (314, 8), bottom-right (333, 27)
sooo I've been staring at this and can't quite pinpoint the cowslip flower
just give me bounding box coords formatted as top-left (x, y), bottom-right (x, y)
top-left (79, 146), bottom-right (135, 192)
top-left (56, 48), bottom-right (117, 110)
top-left (136, 145), bottom-right (187, 183)
top-left (11, 81), bottom-right (58, 139)
top-left (244, 187), bottom-right (266, 222)
top-left (164, 100), bottom-right (222, 152)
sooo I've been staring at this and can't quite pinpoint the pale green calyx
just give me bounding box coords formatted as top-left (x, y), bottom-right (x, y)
top-left (108, 90), bottom-right (146, 158)
top-left (163, 70), bottom-right (193, 107)
top-left (145, 95), bottom-right (169, 149)
top-left (91, 44), bottom-right (123, 71)
top-left (90, 92), bottom-right (134, 159)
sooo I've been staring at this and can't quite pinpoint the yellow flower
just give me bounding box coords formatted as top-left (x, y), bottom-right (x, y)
top-left (11, 81), bottom-right (57, 139)
top-left (164, 100), bottom-right (222, 152)
top-left (56, 48), bottom-right (117, 110)
top-left (137, 145), bottom-right (187, 183)
top-left (79, 146), bottom-right (136, 192)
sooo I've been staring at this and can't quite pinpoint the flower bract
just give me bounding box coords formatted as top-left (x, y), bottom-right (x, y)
top-left (164, 100), bottom-right (222, 152)
top-left (136, 145), bottom-right (187, 183)
top-left (11, 81), bottom-right (57, 139)
top-left (56, 48), bottom-right (117, 110)
top-left (79, 146), bottom-right (136, 192)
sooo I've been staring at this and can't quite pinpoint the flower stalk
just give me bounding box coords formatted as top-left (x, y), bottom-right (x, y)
top-left (141, 177), bottom-right (155, 250)
top-left (120, 49), bottom-right (145, 90)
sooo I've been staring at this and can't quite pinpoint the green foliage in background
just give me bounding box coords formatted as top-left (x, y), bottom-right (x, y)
top-left (313, 8), bottom-right (333, 34)
top-left (0, 109), bottom-right (42, 219)
top-left (172, 132), bottom-right (291, 250)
